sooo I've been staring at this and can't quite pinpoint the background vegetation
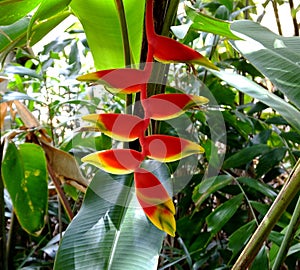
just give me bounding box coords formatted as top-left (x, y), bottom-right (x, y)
top-left (0, 0), bottom-right (299, 269)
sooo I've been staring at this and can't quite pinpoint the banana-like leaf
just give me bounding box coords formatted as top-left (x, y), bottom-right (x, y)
top-left (54, 161), bottom-right (168, 270)
top-left (0, 0), bottom-right (41, 25)
top-left (70, 0), bottom-right (145, 69)
top-left (231, 20), bottom-right (300, 109)
top-left (144, 135), bottom-right (204, 162)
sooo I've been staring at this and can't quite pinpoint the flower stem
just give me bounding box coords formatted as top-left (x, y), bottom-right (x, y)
top-left (232, 159), bottom-right (300, 269)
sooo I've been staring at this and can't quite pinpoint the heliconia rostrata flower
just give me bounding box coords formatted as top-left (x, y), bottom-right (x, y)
top-left (79, 0), bottom-right (215, 236)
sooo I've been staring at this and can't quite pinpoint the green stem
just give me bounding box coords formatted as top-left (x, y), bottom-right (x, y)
top-left (232, 158), bottom-right (300, 269)
top-left (272, 194), bottom-right (300, 270)
top-left (114, 0), bottom-right (132, 116)
top-left (0, 143), bottom-right (8, 270)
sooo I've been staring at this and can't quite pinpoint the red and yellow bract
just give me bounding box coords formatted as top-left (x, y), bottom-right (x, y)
top-left (143, 93), bottom-right (209, 120)
top-left (144, 135), bottom-right (204, 162)
top-left (77, 68), bottom-right (151, 94)
top-left (82, 149), bottom-right (143, 175)
top-left (134, 168), bottom-right (176, 237)
top-left (82, 113), bottom-right (146, 142)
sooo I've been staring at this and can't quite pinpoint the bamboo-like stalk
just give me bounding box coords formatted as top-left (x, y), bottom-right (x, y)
top-left (232, 159), bottom-right (300, 269)
top-left (272, 194), bottom-right (300, 270)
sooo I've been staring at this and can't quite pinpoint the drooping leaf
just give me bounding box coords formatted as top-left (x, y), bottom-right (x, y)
top-left (82, 113), bottom-right (146, 141)
top-left (77, 68), bottom-right (150, 94)
top-left (144, 135), bottom-right (204, 162)
top-left (82, 149), bottom-right (144, 174)
top-left (41, 141), bottom-right (88, 187)
top-left (206, 193), bottom-right (244, 234)
top-left (231, 20), bottom-right (300, 109)
top-left (134, 168), bottom-right (175, 236)
top-left (222, 144), bottom-right (271, 169)
top-left (1, 142), bottom-right (48, 236)
top-left (70, 0), bottom-right (145, 69)
top-left (0, 91), bottom-right (38, 103)
top-left (54, 161), bottom-right (166, 270)
top-left (143, 93), bottom-right (209, 120)
top-left (193, 175), bottom-right (233, 209)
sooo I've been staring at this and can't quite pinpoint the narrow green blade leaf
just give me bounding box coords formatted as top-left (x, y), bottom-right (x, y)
top-left (223, 144), bottom-right (270, 169)
top-left (54, 160), bottom-right (168, 270)
top-left (212, 69), bottom-right (300, 132)
top-left (70, 0), bottom-right (145, 69)
top-left (206, 193), bottom-right (244, 234)
top-left (249, 246), bottom-right (269, 270)
top-left (1, 142), bottom-right (48, 236)
top-left (228, 220), bottom-right (257, 258)
top-left (238, 177), bottom-right (277, 200)
top-left (231, 20), bottom-right (300, 109)
top-left (192, 175), bottom-right (233, 208)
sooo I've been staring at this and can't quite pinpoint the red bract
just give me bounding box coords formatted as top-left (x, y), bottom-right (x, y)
top-left (134, 168), bottom-right (176, 236)
top-left (144, 135), bottom-right (204, 162)
top-left (145, 0), bottom-right (219, 70)
top-left (143, 93), bottom-right (209, 120)
top-left (77, 68), bottom-right (150, 94)
top-left (82, 149), bottom-right (144, 175)
top-left (82, 113), bottom-right (146, 142)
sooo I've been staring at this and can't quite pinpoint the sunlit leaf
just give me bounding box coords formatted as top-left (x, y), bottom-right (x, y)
top-left (182, 6), bottom-right (241, 40)
top-left (134, 168), bottom-right (176, 236)
top-left (82, 149), bottom-right (143, 174)
top-left (1, 142), bottom-right (48, 236)
top-left (143, 93), bottom-right (209, 120)
top-left (0, 0), bottom-right (41, 25)
top-left (144, 135), bottom-right (204, 162)
top-left (82, 113), bottom-right (146, 141)
top-left (70, 0), bottom-right (145, 69)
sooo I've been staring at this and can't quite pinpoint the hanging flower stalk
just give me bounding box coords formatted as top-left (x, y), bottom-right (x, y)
top-left (79, 0), bottom-right (216, 237)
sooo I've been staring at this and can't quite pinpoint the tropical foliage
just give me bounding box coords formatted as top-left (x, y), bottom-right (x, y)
top-left (0, 0), bottom-right (299, 269)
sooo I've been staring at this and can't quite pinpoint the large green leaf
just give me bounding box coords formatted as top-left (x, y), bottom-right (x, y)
top-left (54, 160), bottom-right (169, 270)
top-left (231, 20), bottom-right (300, 109)
top-left (0, 0), bottom-right (41, 25)
top-left (212, 69), bottom-right (300, 132)
top-left (70, 0), bottom-right (145, 70)
top-left (0, 12), bottom-right (70, 59)
top-left (174, 5), bottom-right (240, 40)
top-left (1, 142), bottom-right (48, 235)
